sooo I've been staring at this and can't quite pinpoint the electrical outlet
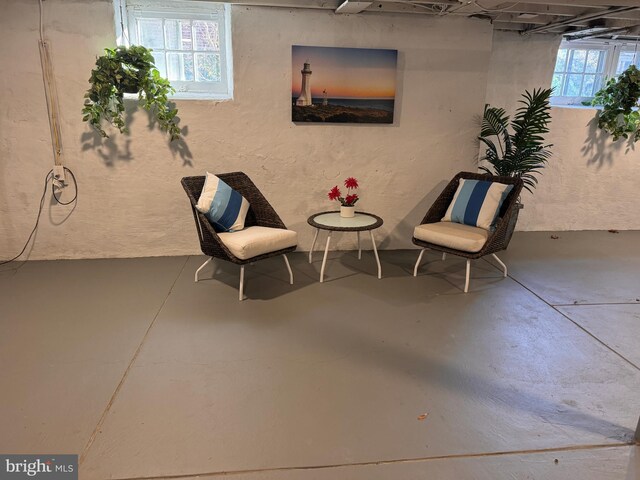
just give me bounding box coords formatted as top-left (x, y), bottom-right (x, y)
top-left (53, 165), bottom-right (65, 185)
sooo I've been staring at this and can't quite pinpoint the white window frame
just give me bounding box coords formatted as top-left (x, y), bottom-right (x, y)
top-left (551, 40), bottom-right (640, 106)
top-left (614, 44), bottom-right (640, 75)
top-left (114, 0), bottom-right (233, 100)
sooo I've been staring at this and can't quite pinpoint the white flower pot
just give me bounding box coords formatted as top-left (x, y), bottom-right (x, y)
top-left (340, 206), bottom-right (355, 218)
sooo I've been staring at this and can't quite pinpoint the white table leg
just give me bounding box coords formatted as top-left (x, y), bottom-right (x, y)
top-left (309, 228), bottom-right (319, 264)
top-left (369, 230), bottom-right (382, 279)
top-left (357, 231), bottom-right (361, 260)
top-left (320, 232), bottom-right (331, 283)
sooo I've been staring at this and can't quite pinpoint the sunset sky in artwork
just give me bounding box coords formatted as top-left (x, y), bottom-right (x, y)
top-left (292, 46), bottom-right (397, 99)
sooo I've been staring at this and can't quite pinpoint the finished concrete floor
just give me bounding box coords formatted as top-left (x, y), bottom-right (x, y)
top-left (0, 231), bottom-right (638, 479)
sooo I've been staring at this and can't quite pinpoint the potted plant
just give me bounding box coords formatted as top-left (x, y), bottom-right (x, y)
top-left (82, 45), bottom-right (181, 141)
top-left (590, 64), bottom-right (640, 143)
top-left (328, 177), bottom-right (359, 217)
top-left (478, 88), bottom-right (553, 195)
top-left (477, 88), bottom-right (552, 241)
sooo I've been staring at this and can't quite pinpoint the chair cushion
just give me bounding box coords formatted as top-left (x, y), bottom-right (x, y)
top-left (196, 172), bottom-right (250, 232)
top-left (442, 178), bottom-right (513, 231)
top-left (413, 222), bottom-right (489, 253)
top-left (218, 226), bottom-right (298, 260)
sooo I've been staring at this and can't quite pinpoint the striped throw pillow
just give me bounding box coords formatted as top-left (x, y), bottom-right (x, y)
top-left (442, 179), bottom-right (513, 231)
top-left (196, 173), bottom-right (251, 232)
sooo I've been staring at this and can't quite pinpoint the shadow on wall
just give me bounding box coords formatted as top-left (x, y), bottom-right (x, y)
top-left (80, 101), bottom-right (193, 167)
top-left (582, 115), bottom-right (636, 169)
top-left (380, 179), bottom-right (449, 249)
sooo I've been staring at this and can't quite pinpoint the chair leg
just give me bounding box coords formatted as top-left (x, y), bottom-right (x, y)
top-left (492, 253), bottom-right (508, 277)
top-left (413, 248), bottom-right (426, 277)
top-left (195, 257), bottom-right (212, 283)
top-left (464, 259), bottom-right (471, 293)
top-left (283, 254), bottom-right (294, 285)
top-left (239, 265), bottom-right (245, 301)
top-left (442, 252), bottom-right (447, 261)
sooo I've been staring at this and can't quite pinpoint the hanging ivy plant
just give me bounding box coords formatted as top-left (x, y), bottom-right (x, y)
top-left (82, 45), bottom-right (181, 141)
top-left (591, 64), bottom-right (640, 143)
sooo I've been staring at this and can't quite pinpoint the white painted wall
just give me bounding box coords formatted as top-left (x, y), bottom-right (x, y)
top-left (0, 0), bottom-right (493, 259)
top-left (485, 31), bottom-right (640, 231)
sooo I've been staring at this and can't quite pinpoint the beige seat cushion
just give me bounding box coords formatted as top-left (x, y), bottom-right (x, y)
top-left (218, 226), bottom-right (298, 260)
top-left (413, 222), bottom-right (488, 253)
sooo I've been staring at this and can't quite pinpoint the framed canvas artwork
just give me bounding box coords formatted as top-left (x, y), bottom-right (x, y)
top-left (292, 45), bottom-right (397, 124)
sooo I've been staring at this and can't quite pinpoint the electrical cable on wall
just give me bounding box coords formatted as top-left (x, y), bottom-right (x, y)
top-left (39, 0), bottom-right (64, 167)
top-left (1, 0), bottom-right (78, 266)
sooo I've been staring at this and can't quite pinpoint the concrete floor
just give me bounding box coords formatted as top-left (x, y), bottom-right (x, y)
top-left (0, 231), bottom-right (638, 479)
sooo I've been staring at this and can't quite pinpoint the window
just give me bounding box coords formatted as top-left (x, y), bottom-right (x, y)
top-left (114, 0), bottom-right (233, 99)
top-left (615, 48), bottom-right (639, 75)
top-left (551, 40), bottom-right (640, 106)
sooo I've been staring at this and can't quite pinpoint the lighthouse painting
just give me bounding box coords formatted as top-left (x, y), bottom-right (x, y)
top-left (296, 61), bottom-right (313, 106)
top-left (292, 45), bottom-right (397, 124)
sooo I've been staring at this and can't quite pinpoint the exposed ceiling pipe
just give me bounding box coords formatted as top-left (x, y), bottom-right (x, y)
top-left (565, 26), bottom-right (632, 41)
top-left (336, 1), bottom-right (373, 14)
top-left (522, 6), bottom-right (639, 35)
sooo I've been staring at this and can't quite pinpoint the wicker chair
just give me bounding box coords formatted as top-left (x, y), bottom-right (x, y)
top-left (182, 172), bottom-right (297, 301)
top-left (412, 172), bottom-right (523, 292)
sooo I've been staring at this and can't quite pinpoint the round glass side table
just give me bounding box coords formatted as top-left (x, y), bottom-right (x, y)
top-left (307, 211), bottom-right (384, 282)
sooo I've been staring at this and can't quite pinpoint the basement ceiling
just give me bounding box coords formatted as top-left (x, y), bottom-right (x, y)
top-left (222, 1), bottom-right (640, 41)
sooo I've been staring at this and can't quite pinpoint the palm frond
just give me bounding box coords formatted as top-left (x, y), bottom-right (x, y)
top-left (478, 88), bottom-right (552, 191)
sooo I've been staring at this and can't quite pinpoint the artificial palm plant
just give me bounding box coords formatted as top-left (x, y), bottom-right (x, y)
top-left (478, 88), bottom-right (553, 193)
top-left (82, 45), bottom-right (181, 141)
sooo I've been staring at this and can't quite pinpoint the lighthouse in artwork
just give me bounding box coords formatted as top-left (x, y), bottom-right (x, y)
top-left (296, 61), bottom-right (313, 106)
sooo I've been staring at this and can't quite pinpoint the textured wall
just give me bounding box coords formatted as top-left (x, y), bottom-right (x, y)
top-left (0, 0), bottom-right (493, 259)
top-left (485, 31), bottom-right (640, 231)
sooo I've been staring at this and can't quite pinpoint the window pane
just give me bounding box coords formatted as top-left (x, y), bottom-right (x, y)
top-left (617, 51), bottom-right (637, 75)
top-left (193, 21), bottom-right (219, 51)
top-left (554, 49), bottom-right (568, 72)
top-left (167, 52), bottom-right (194, 81)
top-left (152, 52), bottom-right (167, 78)
top-left (126, 2), bottom-right (232, 98)
top-left (195, 53), bottom-right (221, 81)
top-left (585, 50), bottom-right (603, 73)
top-left (138, 18), bottom-right (164, 49)
top-left (569, 50), bottom-right (587, 73)
top-left (593, 75), bottom-right (604, 93)
top-left (165, 19), bottom-right (193, 50)
top-left (564, 74), bottom-right (583, 96)
top-left (581, 74), bottom-right (595, 96)
top-left (551, 73), bottom-right (564, 94)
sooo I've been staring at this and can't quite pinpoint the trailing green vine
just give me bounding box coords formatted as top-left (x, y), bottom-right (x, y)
top-left (82, 45), bottom-right (181, 142)
top-left (591, 64), bottom-right (640, 143)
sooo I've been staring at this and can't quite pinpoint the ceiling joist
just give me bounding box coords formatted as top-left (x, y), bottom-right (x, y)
top-left (214, 1), bottom-right (640, 40)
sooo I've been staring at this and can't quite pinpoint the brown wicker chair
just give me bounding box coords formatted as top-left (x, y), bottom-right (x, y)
top-left (182, 172), bottom-right (297, 301)
top-left (412, 171), bottom-right (523, 292)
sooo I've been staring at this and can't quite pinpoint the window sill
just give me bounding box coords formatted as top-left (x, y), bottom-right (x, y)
top-left (123, 92), bottom-right (233, 102)
top-left (550, 103), bottom-right (601, 110)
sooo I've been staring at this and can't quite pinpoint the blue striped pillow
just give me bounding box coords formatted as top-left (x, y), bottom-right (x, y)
top-left (442, 179), bottom-right (513, 231)
top-left (196, 173), bottom-right (251, 232)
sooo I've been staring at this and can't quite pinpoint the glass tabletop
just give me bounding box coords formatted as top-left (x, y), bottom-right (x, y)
top-left (309, 212), bottom-right (383, 230)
